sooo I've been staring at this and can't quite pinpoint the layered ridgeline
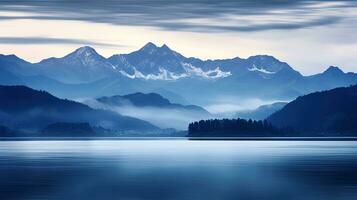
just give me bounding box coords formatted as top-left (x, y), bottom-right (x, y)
top-left (1, 43), bottom-right (357, 106)
top-left (188, 85), bottom-right (357, 137)
top-left (236, 102), bottom-right (288, 120)
top-left (97, 92), bottom-right (209, 114)
top-left (0, 85), bottom-right (160, 137)
top-left (84, 92), bottom-right (212, 130)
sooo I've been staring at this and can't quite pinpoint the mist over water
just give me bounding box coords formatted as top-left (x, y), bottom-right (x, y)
top-left (79, 97), bottom-right (287, 129)
top-left (1, 140), bottom-right (357, 200)
top-left (203, 97), bottom-right (286, 116)
top-left (82, 99), bottom-right (212, 130)
top-left (108, 106), bottom-right (211, 130)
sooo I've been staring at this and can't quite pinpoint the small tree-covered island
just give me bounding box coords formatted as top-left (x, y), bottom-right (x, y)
top-left (188, 118), bottom-right (284, 137)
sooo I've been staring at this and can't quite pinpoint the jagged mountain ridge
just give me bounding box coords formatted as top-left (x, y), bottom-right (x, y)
top-left (108, 42), bottom-right (234, 80)
top-left (0, 42), bottom-right (300, 83)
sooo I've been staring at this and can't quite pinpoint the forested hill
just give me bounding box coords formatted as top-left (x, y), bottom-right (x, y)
top-left (0, 85), bottom-right (158, 134)
top-left (267, 84), bottom-right (357, 135)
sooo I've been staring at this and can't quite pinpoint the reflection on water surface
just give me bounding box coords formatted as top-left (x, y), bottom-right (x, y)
top-left (0, 140), bottom-right (357, 200)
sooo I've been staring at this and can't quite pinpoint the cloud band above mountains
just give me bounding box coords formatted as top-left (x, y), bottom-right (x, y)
top-left (0, 37), bottom-right (120, 47)
top-left (0, 0), bottom-right (355, 32)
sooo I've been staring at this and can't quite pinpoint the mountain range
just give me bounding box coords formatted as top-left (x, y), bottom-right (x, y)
top-left (1, 42), bottom-right (357, 107)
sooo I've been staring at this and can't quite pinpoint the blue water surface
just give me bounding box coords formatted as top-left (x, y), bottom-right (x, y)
top-left (0, 140), bottom-right (357, 200)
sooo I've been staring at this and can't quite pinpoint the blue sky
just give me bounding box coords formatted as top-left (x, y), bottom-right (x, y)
top-left (0, 0), bottom-right (356, 74)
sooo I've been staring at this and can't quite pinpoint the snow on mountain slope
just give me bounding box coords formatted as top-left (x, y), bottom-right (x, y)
top-left (117, 62), bottom-right (232, 80)
top-left (248, 64), bottom-right (276, 74)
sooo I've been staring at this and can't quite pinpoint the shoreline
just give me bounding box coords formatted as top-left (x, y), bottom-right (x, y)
top-left (1, 136), bottom-right (357, 141)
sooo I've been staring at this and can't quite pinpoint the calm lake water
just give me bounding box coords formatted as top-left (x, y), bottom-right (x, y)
top-left (1, 140), bottom-right (357, 200)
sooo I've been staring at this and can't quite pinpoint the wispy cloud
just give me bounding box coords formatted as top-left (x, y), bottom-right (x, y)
top-left (0, 37), bottom-right (120, 47)
top-left (0, 0), bottom-right (355, 32)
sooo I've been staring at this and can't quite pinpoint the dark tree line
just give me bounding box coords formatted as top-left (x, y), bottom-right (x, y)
top-left (188, 118), bottom-right (287, 137)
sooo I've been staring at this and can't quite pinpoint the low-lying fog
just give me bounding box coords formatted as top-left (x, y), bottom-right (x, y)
top-left (203, 97), bottom-right (285, 115)
top-left (82, 99), bottom-right (212, 130)
top-left (80, 97), bottom-right (287, 130)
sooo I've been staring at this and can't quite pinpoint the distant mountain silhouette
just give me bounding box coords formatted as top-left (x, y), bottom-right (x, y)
top-left (97, 92), bottom-right (210, 114)
top-left (0, 85), bottom-right (158, 134)
top-left (99, 92), bottom-right (172, 107)
top-left (303, 66), bottom-right (357, 93)
top-left (267, 84), bottom-right (357, 135)
top-left (237, 102), bottom-right (288, 120)
top-left (0, 54), bottom-right (35, 76)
